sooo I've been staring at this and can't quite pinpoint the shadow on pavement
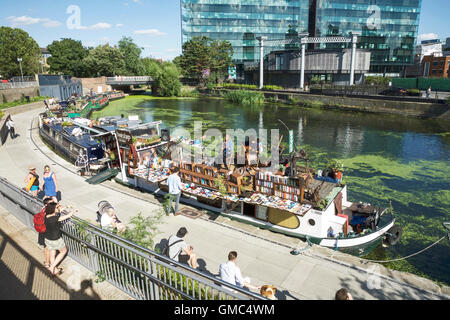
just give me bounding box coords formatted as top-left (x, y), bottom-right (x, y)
top-left (0, 228), bottom-right (99, 300)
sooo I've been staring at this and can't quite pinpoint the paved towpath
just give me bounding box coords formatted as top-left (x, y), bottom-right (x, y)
top-left (0, 108), bottom-right (448, 300)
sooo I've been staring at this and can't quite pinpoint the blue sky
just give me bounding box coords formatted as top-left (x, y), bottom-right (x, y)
top-left (0, 0), bottom-right (449, 61)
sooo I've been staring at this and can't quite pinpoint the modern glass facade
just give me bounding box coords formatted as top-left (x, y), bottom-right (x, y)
top-left (181, 0), bottom-right (310, 63)
top-left (181, 0), bottom-right (422, 74)
top-left (314, 0), bottom-right (422, 73)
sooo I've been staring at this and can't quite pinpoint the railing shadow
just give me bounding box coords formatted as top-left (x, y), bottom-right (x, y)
top-left (0, 228), bottom-right (100, 300)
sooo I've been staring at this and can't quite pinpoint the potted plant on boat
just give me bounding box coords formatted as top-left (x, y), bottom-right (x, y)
top-left (326, 159), bottom-right (344, 182)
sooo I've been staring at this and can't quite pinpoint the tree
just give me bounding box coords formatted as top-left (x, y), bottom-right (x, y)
top-left (209, 40), bottom-right (234, 83)
top-left (178, 36), bottom-right (234, 85)
top-left (152, 61), bottom-right (182, 97)
top-left (0, 27), bottom-right (41, 79)
top-left (83, 44), bottom-right (126, 77)
top-left (178, 36), bottom-right (212, 82)
top-left (47, 38), bottom-right (89, 77)
top-left (118, 37), bottom-right (143, 76)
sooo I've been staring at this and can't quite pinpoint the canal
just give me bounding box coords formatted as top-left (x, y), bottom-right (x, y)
top-left (92, 96), bottom-right (450, 286)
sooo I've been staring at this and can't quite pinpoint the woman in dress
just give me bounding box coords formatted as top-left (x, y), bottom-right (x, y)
top-left (44, 202), bottom-right (74, 276)
top-left (41, 165), bottom-right (58, 202)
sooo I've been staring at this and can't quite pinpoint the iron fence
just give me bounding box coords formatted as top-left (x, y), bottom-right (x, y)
top-left (0, 176), bottom-right (263, 300)
top-left (0, 82), bottom-right (38, 90)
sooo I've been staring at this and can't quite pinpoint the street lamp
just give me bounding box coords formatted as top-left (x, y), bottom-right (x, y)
top-left (17, 58), bottom-right (24, 82)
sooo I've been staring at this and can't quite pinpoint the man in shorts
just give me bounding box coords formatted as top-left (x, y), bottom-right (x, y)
top-left (38, 198), bottom-right (54, 268)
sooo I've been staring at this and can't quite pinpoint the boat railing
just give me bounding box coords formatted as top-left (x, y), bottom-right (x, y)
top-left (0, 176), bottom-right (264, 301)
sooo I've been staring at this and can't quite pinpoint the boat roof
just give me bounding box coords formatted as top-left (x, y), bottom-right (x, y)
top-left (47, 122), bottom-right (102, 148)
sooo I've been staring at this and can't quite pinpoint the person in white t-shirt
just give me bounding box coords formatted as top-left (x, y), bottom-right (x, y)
top-left (219, 251), bottom-right (261, 291)
top-left (167, 227), bottom-right (198, 269)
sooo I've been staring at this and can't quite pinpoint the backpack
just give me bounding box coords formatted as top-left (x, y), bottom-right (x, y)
top-left (162, 236), bottom-right (183, 258)
top-left (34, 207), bottom-right (47, 233)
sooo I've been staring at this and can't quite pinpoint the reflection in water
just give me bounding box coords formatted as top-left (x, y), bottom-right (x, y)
top-left (94, 97), bottom-right (450, 285)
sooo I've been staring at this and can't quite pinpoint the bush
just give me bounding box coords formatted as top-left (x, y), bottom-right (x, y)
top-left (222, 83), bottom-right (258, 90)
top-left (365, 76), bottom-right (391, 86)
top-left (179, 86), bottom-right (199, 98)
top-left (223, 90), bottom-right (265, 105)
top-left (262, 85), bottom-right (283, 91)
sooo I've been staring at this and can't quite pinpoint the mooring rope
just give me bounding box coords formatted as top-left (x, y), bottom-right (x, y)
top-left (359, 235), bottom-right (447, 264)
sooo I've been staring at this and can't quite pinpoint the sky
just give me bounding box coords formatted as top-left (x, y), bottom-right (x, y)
top-left (0, 0), bottom-right (449, 61)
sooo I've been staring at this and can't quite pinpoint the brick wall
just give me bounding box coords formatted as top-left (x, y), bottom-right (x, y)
top-left (74, 77), bottom-right (112, 94)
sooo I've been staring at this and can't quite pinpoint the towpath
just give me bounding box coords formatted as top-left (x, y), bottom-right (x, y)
top-left (0, 107), bottom-right (448, 300)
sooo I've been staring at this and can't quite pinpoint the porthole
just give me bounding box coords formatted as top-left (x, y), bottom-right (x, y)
top-left (308, 219), bottom-right (316, 226)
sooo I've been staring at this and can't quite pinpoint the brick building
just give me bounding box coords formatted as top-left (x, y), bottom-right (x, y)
top-left (422, 55), bottom-right (450, 78)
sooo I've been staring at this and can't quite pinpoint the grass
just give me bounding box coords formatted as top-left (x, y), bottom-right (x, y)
top-left (0, 96), bottom-right (49, 110)
top-left (223, 89), bottom-right (265, 106)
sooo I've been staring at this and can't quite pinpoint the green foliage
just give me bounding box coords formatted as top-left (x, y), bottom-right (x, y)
top-left (118, 37), bottom-right (143, 76)
top-left (0, 110), bottom-right (4, 120)
top-left (262, 85), bottom-right (283, 91)
top-left (311, 75), bottom-right (321, 85)
top-left (214, 176), bottom-right (228, 197)
top-left (178, 36), bottom-right (233, 83)
top-left (446, 97), bottom-right (450, 105)
top-left (365, 75), bottom-right (391, 86)
top-left (121, 212), bottom-right (164, 249)
top-left (82, 44), bottom-right (126, 77)
top-left (152, 62), bottom-right (182, 97)
top-left (0, 27), bottom-right (41, 78)
top-left (0, 96), bottom-right (49, 110)
top-left (220, 83), bottom-right (258, 90)
top-left (303, 100), bottom-right (325, 108)
top-left (179, 86), bottom-right (199, 97)
top-left (223, 90), bottom-right (265, 106)
top-left (47, 38), bottom-right (89, 77)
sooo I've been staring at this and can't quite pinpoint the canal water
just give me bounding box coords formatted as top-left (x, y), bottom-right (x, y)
top-left (92, 96), bottom-right (450, 286)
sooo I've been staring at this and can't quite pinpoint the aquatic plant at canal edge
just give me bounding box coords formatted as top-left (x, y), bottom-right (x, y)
top-left (223, 90), bottom-right (265, 106)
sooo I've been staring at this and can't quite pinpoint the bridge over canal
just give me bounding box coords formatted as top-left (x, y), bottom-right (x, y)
top-left (106, 76), bottom-right (154, 92)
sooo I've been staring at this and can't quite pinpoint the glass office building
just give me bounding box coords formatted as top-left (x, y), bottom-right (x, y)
top-left (181, 0), bottom-right (422, 75)
top-left (314, 0), bottom-right (422, 74)
top-left (181, 0), bottom-right (311, 63)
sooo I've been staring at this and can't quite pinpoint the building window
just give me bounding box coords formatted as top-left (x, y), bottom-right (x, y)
top-left (423, 62), bottom-right (430, 77)
top-left (275, 54), bottom-right (284, 71)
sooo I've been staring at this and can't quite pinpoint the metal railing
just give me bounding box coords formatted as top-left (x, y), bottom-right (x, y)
top-left (106, 76), bottom-right (153, 83)
top-left (0, 82), bottom-right (38, 90)
top-left (0, 176), bottom-right (263, 300)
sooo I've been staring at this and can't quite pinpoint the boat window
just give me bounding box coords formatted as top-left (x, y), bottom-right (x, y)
top-left (308, 219), bottom-right (316, 226)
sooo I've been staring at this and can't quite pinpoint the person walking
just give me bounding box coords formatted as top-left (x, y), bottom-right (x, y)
top-left (44, 202), bottom-right (74, 276)
top-left (167, 227), bottom-right (198, 269)
top-left (24, 166), bottom-right (40, 197)
top-left (426, 86), bottom-right (432, 99)
top-left (167, 167), bottom-right (184, 216)
top-left (6, 118), bottom-right (15, 139)
top-left (219, 251), bottom-right (261, 292)
top-left (41, 165), bottom-right (58, 203)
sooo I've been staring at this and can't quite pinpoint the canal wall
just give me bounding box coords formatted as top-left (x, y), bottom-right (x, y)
top-left (205, 89), bottom-right (450, 120)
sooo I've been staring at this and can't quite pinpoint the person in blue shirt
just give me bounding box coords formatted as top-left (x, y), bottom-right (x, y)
top-left (167, 167), bottom-right (184, 215)
top-left (41, 165), bottom-right (58, 203)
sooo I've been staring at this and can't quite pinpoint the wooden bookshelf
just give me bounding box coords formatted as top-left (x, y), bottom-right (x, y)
top-left (179, 164), bottom-right (242, 195)
top-left (255, 170), bottom-right (304, 202)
